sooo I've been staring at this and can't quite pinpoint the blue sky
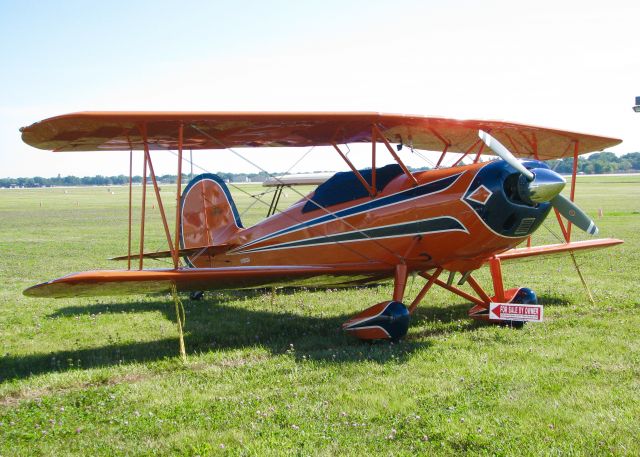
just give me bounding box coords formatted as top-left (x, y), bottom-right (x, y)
top-left (1, 0), bottom-right (639, 177)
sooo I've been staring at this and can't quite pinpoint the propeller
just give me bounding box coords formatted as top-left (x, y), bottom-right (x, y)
top-left (478, 130), bottom-right (598, 236)
top-left (549, 194), bottom-right (599, 235)
top-left (479, 131), bottom-right (534, 181)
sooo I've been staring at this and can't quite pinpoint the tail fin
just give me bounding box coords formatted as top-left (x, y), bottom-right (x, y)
top-left (180, 174), bottom-right (243, 262)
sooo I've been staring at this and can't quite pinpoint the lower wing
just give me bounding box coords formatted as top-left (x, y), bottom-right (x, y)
top-left (495, 238), bottom-right (623, 262)
top-left (23, 263), bottom-right (393, 298)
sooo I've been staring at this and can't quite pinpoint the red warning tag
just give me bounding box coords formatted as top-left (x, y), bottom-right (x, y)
top-left (489, 303), bottom-right (543, 322)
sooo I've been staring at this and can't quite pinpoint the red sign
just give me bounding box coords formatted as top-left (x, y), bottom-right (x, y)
top-left (489, 303), bottom-right (543, 322)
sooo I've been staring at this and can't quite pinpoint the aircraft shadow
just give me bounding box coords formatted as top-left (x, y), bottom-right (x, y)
top-left (2, 292), bottom-right (497, 383)
top-left (537, 294), bottom-right (572, 307)
top-left (410, 303), bottom-right (487, 338)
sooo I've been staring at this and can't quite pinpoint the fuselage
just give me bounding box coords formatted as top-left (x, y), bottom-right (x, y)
top-left (187, 160), bottom-right (552, 274)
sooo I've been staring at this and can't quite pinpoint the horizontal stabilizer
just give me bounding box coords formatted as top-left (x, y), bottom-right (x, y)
top-left (496, 238), bottom-right (623, 262)
top-left (263, 173), bottom-right (333, 187)
top-left (110, 244), bottom-right (234, 261)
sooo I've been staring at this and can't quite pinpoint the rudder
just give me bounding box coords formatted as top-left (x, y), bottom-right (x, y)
top-left (180, 174), bottom-right (243, 265)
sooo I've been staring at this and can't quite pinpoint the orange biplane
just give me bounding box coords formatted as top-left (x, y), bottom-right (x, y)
top-left (21, 112), bottom-right (623, 341)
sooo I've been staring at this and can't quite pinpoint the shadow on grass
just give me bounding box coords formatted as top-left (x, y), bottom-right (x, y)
top-left (537, 294), bottom-right (572, 307)
top-left (2, 293), bottom-right (492, 383)
top-left (0, 304), bottom-right (392, 382)
top-left (409, 303), bottom-right (487, 338)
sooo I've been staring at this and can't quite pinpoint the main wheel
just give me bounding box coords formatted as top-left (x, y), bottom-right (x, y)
top-left (342, 301), bottom-right (410, 341)
top-left (499, 287), bottom-right (538, 328)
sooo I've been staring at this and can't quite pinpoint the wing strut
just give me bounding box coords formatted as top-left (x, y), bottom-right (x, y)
top-left (331, 142), bottom-right (375, 196)
top-left (130, 123), bottom-right (185, 271)
top-left (332, 122), bottom-right (421, 196)
top-left (567, 141), bottom-right (579, 240)
top-left (127, 148), bottom-right (133, 270)
top-left (372, 124), bottom-right (418, 186)
top-left (139, 131), bottom-right (148, 270)
top-left (140, 123), bottom-right (176, 262)
top-left (435, 144), bottom-right (449, 168)
top-left (173, 123), bottom-right (184, 269)
top-left (453, 138), bottom-right (483, 167)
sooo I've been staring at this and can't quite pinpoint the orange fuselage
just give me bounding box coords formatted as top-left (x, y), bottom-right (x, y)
top-left (183, 160), bottom-right (552, 275)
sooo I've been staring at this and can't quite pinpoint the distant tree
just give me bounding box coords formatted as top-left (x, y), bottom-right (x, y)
top-left (592, 162), bottom-right (604, 174)
top-left (3, 153), bottom-right (639, 187)
top-left (623, 152), bottom-right (640, 170)
top-left (63, 176), bottom-right (80, 185)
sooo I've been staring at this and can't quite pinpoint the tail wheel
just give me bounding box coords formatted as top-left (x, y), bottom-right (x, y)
top-left (189, 290), bottom-right (205, 301)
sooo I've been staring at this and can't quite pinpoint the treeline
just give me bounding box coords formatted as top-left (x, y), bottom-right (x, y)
top-left (547, 152), bottom-right (640, 174)
top-left (3, 152), bottom-right (640, 188)
top-left (0, 172), bottom-right (273, 188)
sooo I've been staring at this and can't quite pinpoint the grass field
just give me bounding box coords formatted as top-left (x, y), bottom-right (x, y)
top-left (1, 176), bottom-right (639, 456)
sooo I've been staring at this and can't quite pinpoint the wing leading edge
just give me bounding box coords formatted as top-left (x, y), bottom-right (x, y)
top-left (20, 112), bottom-right (622, 160)
top-left (23, 264), bottom-right (393, 298)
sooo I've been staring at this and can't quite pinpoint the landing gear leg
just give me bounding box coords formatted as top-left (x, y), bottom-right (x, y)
top-left (468, 258), bottom-right (540, 327)
top-left (392, 264), bottom-right (408, 302)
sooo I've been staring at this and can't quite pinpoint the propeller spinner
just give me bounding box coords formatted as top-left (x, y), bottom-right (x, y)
top-left (478, 131), bottom-right (598, 236)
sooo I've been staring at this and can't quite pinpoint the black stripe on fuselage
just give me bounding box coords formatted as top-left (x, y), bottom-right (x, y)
top-left (232, 171), bottom-right (464, 253)
top-left (235, 216), bottom-right (467, 254)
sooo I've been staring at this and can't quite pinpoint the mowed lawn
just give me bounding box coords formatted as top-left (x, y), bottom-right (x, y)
top-left (1, 175), bottom-right (639, 456)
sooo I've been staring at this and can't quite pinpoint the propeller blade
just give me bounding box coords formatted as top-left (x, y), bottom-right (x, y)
top-left (550, 194), bottom-right (599, 235)
top-left (478, 130), bottom-right (534, 181)
top-left (478, 129), bottom-right (597, 236)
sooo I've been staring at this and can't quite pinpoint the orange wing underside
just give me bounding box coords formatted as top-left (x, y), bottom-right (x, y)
top-left (24, 239), bottom-right (623, 298)
top-left (23, 264), bottom-right (394, 298)
top-left (20, 112), bottom-right (621, 160)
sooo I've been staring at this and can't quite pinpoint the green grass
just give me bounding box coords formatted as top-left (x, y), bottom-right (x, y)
top-left (1, 176), bottom-right (639, 456)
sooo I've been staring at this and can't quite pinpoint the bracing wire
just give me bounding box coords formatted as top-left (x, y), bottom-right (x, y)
top-left (410, 146), bottom-right (436, 169)
top-left (165, 141), bottom-right (388, 265)
top-left (189, 124), bottom-right (403, 263)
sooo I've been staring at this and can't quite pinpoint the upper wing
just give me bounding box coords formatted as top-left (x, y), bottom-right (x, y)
top-left (23, 263), bottom-right (393, 298)
top-left (20, 111), bottom-right (621, 160)
top-left (495, 238), bottom-right (623, 262)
